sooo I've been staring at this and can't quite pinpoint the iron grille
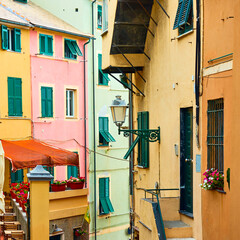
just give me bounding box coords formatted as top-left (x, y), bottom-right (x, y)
top-left (207, 98), bottom-right (224, 172)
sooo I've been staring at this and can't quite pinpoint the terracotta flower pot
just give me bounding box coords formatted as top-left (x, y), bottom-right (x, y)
top-left (51, 183), bottom-right (66, 192)
top-left (69, 182), bottom-right (84, 189)
top-left (10, 191), bottom-right (16, 199)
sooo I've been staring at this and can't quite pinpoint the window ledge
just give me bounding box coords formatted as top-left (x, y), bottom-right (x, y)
top-left (176, 29), bottom-right (194, 39)
top-left (101, 29), bottom-right (108, 37)
top-left (216, 189), bottom-right (226, 194)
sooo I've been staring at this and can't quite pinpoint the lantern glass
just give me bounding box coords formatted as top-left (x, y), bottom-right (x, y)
top-left (110, 106), bottom-right (127, 126)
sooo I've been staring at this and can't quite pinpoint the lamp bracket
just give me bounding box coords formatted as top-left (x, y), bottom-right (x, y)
top-left (119, 127), bottom-right (160, 143)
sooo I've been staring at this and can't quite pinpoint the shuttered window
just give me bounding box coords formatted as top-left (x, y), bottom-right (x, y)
top-left (66, 90), bottom-right (75, 117)
top-left (99, 117), bottom-right (115, 146)
top-left (39, 34), bottom-right (53, 56)
top-left (1, 26), bottom-right (21, 52)
top-left (67, 166), bottom-right (79, 178)
top-left (97, 5), bottom-right (102, 29)
top-left (207, 99), bottom-right (224, 172)
top-left (137, 111), bottom-right (149, 168)
top-left (41, 87), bottom-right (53, 118)
top-left (173, 0), bottom-right (193, 35)
top-left (15, 0), bottom-right (27, 3)
top-left (11, 163), bottom-right (23, 183)
top-left (64, 39), bottom-right (82, 59)
top-left (8, 77), bottom-right (22, 117)
top-left (99, 177), bottom-right (114, 215)
top-left (98, 54), bottom-right (109, 85)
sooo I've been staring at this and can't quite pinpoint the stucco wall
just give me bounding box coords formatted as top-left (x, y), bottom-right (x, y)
top-left (0, 26), bottom-right (31, 140)
top-left (201, 0), bottom-right (234, 239)
top-left (30, 28), bottom-right (87, 178)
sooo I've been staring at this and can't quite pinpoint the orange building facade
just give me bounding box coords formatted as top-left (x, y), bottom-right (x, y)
top-left (201, 0), bottom-right (236, 239)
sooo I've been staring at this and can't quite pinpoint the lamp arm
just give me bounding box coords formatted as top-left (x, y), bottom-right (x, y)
top-left (119, 127), bottom-right (160, 143)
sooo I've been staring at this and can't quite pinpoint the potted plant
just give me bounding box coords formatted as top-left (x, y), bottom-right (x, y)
top-left (74, 228), bottom-right (87, 238)
top-left (51, 180), bottom-right (66, 192)
top-left (200, 168), bottom-right (224, 190)
top-left (68, 177), bottom-right (85, 189)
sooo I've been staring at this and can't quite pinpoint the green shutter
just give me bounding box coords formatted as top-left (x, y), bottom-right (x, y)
top-left (98, 5), bottom-right (103, 29)
top-left (72, 41), bottom-right (82, 56)
top-left (8, 78), bottom-right (14, 116)
top-left (11, 168), bottom-right (23, 183)
top-left (98, 54), bottom-right (109, 85)
top-left (138, 111), bottom-right (149, 168)
top-left (1, 25), bottom-right (8, 50)
top-left (99, 117), bottom-right (116, 143)
top-left (66, 40), bottom-right (77, 55)
top-left (14, 78), bottom-right (22, 116)
top-left (46, 87), bottom-right (53, 117)
top-left (179, 0), bottom-right (192, 26)
top-left (41, 87), bottom-right (46, 117)
top-left (13, 28), bottom-right (21, 52)
top-left (173, 0), bottom-right (184, 29)
top-left (41, 87), bottom-right (53, 117)
top-left (40, 35), bottom-right (45, 54)
top-left (67, 166), bottom-right (78, 178)
top-left (8, 77), bottom-right (22, 116)
top-left (105, 178), bottom-right (114, 212)
top-left (99, 178), bottom-right (109, 214)
top-left (47, 36), bottom-right (53, 55)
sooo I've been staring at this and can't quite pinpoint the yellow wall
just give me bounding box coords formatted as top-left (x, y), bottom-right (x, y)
top-left (30, 181), bottom-right (50, 240)
top-left (0, 23), bottom-right (31, 140)
top-left (102, 1), bottom-right (202, 239)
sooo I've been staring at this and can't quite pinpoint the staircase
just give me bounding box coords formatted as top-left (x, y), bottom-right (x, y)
top-left (143, 189), bottom-right (194, 240)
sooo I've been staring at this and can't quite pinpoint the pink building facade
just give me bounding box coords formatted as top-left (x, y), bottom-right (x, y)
top-left (30, 29), bottom-right (89, 181)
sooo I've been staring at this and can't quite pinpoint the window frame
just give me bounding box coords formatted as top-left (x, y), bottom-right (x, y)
top-left (66, 89), bottom-right (75, 118)
top-left (1, 26), bottom-right (21, 52)
top-left (39, 34), bottom-right (53, 56)
top-left (99, 177), bottom-right (114, 215)
top-left (41, 86), bottom-right (53, 118)
top-left (207, 98), bottom-right (224, 172)
top-left (102, 0), bottom-right (108, 32)
top-left (97, 5), bottom-right (103, 30)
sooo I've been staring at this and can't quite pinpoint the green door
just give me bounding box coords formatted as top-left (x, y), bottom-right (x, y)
top-left (180, 107), bottom-right (193, 214)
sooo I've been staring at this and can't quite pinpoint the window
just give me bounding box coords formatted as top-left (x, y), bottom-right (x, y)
top-left (11, 164), bottom-right (23, 183)
top-left (14, 0), bottom-right (27, 3)
top-left (97, 5), bottom-right (102, 29)
top-left (173, 0), bottom-right (193, 35)
top-left (137, 111), bottom-right (149, 168)
top-left (102, 0), bottom-right (108, 31)
top-left (99, 117), bottom-right (115, 146)
top-left (43, 166), bottom-right (54, 183)
top-left (1, 25), bottom-right (21, 52)
top-left (67, 166), bottom-right (78, 178)
top-left (41, 86), bottom-right (53, 118)
top-left (66, 90), bottom-right (75, 118)
top-left (98, 54), bottom-right (109, 86)
top-left (39, 34), bottom-right (53, 56)
top-left (207, 98), bottom-right (224, 172)
top-left (99, 177), bottom-right (114, 215)
top-left (8, 77), bottom-right (22, 117)
top-left (64, 39), bottom-right (82, 60)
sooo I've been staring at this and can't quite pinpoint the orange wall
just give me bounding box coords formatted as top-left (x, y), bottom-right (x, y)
top-left (202, 0), bottom-right (234, 239)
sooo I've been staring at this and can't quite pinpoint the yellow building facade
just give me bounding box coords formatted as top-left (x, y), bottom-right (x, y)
top-left (0, 20), bottom-right (32, 140)
top-left (102, 0), bottom-right (202, 239)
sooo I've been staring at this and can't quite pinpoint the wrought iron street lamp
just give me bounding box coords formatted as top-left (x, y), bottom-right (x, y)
top-left (110, 96), bottom-right (160, 142)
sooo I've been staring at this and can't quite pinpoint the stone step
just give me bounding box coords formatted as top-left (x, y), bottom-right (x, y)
top-left (164, 221), bottom-right (193, 239)
top-left (160, 197), bottom-right (180, 221)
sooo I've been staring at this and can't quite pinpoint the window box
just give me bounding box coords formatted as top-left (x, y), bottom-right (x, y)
top-left (200, 169), bottom-right (224, 190)
top-left (69, 182), bottom-right (84, 189)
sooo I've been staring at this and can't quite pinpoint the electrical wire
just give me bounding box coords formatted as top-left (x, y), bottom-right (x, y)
top-left (39, 138), bottom-right (130, 163)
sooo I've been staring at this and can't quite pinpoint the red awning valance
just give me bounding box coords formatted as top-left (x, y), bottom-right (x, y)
top-left (1, 139), bottom-right (79, 171)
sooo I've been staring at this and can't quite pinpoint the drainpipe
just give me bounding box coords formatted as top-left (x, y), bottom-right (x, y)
top-left (195, 0), bottom-right (201, 148)
top-left (83, 39), bottom-right (91, 188)
top-left (129, 73), bottom-right (135, 238)
top-left (92, 0), bottom-right (97, 239)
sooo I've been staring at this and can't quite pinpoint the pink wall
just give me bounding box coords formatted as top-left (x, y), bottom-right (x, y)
top-left (30, 30), bottom-right (88, 180)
